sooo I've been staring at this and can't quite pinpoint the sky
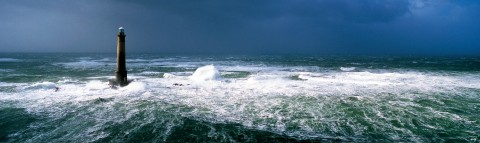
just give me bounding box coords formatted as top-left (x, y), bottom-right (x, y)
top-left (0, 0), bottom-right (479, 55)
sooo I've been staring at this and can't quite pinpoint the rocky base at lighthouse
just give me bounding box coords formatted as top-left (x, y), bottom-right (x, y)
top-left (108, 79), bottom-right (132, 88)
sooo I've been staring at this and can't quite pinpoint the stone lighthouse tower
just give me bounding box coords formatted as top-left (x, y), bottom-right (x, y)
top-left (115, 27), bottom-right (128, 86)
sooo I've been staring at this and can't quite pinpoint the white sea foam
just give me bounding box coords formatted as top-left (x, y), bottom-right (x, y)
top-left (1, 64), bottom-right (479, 141)
top-left (119, 81), bottom-right (145, 93)
top-left (20, 82), bottom-right (57, 90)
top-left (85, 80), bottom-right (109, 90)
top-left (0, 82), bottom-right (26, 87)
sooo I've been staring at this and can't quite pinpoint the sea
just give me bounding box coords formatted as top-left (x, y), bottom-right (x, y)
top-left (0, 53), bottom-right (479, 142)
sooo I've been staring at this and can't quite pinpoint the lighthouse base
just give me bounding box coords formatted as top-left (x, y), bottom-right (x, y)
top-left (108, 79), bottom-right (132, 88)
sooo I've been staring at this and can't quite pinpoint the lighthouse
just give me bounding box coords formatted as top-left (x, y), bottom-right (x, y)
top-left (115, 27), bottom-right (128, 86)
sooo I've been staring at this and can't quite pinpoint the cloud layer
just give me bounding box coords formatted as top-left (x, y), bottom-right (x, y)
top-left (0, 0), bottom-right (479, 55)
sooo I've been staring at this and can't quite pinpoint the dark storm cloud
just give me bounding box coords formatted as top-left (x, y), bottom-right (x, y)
top-left (0, 0), bottom-right (479, 55)
top-left (136, 0), bottom-right (410, 23)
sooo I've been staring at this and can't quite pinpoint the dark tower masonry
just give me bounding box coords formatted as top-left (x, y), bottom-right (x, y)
top-left (115, 27), bottom-right (128, 86)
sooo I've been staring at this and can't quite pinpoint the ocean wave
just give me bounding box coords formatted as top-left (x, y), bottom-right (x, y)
top-left (137, 71), bottom-right (162, 76)
top-left (55, 60), bottom-right (111, 68)
top-left (93, 58), bottom-right (112, 62)
top-left (340, 67), bottom-right (356, 72)
top-left (163, 73), bottom-right (177, 78)
top-left (0, 69), bottom-right (15, 72)
top-left (0, 58), bottom-right (21, 62)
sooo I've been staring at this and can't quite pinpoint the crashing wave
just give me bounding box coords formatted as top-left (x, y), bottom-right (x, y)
top-left (190, 65), bottom-right (221, 81)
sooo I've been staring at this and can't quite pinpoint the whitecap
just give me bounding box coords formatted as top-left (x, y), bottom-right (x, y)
top-left (138, 71), bottom-right (161, 76)
top-left (340, 67), bottom-right (356, 72)
top-left (17, 81), bottom-right (57, 91)
top-left (127, 59), bottom-right (148, 62)
top-left (93, 58), bottom-right (112, 62)
top-left (163, 73), bottom-right (177, 78)
top-left (76, 57), bottom-right (93, 60)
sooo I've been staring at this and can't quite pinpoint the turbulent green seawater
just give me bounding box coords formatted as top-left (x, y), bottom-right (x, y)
top-left (0, 53), bottom-right (479, 142)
